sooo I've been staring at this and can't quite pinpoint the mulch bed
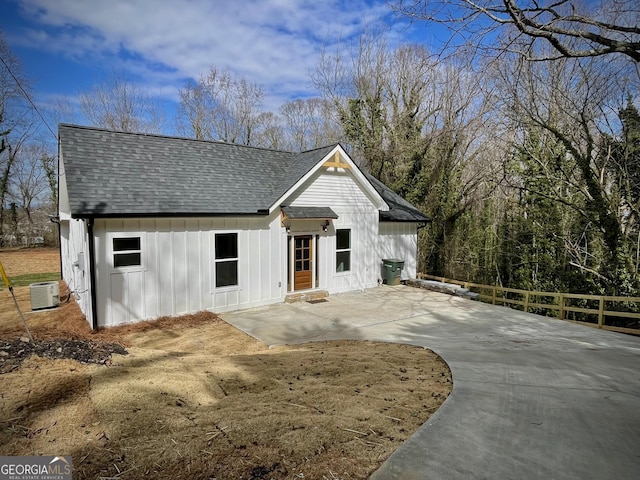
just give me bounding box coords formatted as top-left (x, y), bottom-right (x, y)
top-left (0, 337), bottom-right (128, 374)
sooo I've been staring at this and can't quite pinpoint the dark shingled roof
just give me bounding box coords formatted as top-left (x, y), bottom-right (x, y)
top-left (365, 174), bottom-right (431, 223)
top-left (59, 124), bottom-right (335, 217)
top-left (59, 124), bottom-right (428, 223)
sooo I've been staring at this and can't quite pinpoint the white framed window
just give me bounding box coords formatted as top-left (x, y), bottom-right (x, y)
top-left (336, 229), bottom-right (351, 273)
top-left (112, 236), bottom-right (141, 268)
top-left (214, 232), bottom-right (238, 288)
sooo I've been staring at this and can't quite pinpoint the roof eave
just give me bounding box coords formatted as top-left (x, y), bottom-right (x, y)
top-left (70, 211), bottom-right (272, 219)
top-left (379, 217), bottom-right (431, 223)
top-left (379, 211), bottom-right (431, 223)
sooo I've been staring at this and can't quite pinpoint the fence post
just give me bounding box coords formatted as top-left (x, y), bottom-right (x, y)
top-left (559, 294), bottom-right (564, 320)
top-left (524, 292), bottom-right (530, 313)
top-left (492, 286), bottom-right (497, 305)
top-left (598, 297), bottom-right (604, 328)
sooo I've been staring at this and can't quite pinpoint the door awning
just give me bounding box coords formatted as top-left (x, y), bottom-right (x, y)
top-left (281, 206), bottom-right (338, 220)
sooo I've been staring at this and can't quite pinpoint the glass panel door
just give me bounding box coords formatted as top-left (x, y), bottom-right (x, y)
top-left (294, 235), bottom-right (312, 290)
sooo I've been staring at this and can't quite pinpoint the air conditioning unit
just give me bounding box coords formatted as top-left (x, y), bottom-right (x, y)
top-left (30, 281), bottom-right (60, 310)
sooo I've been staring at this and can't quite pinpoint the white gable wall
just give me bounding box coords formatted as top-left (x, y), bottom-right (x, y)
top-left (286, 169), bottom-right (382, 292)
top-left (93, 213), bottom-right (285, 327)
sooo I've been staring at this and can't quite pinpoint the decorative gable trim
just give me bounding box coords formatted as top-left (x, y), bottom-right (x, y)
top-left (322, 151), bottom-right (351, 170)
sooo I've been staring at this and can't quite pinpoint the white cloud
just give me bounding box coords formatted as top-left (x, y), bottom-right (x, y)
top-left (14, 0), bottom-right (400, 108)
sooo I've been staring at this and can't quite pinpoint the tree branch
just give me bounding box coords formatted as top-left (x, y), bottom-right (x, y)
top-left (393, 0), bottom-right (640, 62)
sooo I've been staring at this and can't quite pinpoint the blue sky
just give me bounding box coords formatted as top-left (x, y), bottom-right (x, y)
top-left (1, 0), bottom-right (434, 136)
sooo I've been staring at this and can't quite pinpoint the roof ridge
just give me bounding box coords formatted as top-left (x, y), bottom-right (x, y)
top-left (58, 123), bottom-right (297, 154)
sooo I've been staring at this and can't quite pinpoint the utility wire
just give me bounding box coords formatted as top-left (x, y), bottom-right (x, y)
top-left (0, 53), bottom-right (57, 141)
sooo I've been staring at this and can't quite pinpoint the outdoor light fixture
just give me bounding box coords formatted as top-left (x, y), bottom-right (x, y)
top-left (322, 220), bottom-right (330, 232)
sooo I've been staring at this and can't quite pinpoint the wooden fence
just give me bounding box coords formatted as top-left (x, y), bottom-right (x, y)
top-left (416, 274), bottom-right (640, 336)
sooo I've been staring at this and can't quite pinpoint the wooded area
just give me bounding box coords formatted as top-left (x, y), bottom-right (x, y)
top-left (1, 1), bottom-right (638, 302)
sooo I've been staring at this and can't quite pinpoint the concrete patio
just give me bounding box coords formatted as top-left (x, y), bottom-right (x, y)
top-left (222, 285), bottom-right (640, 479)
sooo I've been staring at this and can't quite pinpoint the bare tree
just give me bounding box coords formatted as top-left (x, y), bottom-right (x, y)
top-left (393, 0), bottom-right (640, 61)
top-left (280, 99), bottom-right (316, 151)
top-left (48, 95), bottom-right (78, 127)
top-left (176, 79), bottom-right (208, 140)
top-left (280, 98), bottom-right (342, 151)
top-left (176, 67), bottom-right (264, 145)
top-left (79, 73), bottom-right (165, 133)
top-left (41, 150), bottom-right (57, 211)
top-left (314, 33), bottom-right (401, 178)
top-left (9, 144), bottom-right (51, 246)
top-left (0, 30), bottom-right (34, 245)
top-left (0, 131), bottom-right (27, 244)
top-left (253, 111), bottom-right (284, 150)
top-left (0, 31), bottom-right (26, 124)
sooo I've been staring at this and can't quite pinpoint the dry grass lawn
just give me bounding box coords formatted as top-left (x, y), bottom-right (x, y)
top-left (0, 248), bottom-right (452, 479)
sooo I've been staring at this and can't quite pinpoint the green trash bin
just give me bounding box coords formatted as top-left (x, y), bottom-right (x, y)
top-left (382, 259), bottom-right (404, 285)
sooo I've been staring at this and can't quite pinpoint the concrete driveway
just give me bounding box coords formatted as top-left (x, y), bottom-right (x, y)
top-left (222, 285), bottom-right (640, 479)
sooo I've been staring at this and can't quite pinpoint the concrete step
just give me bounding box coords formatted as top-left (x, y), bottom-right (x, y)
top-left (285, 290), bottom-right (329, 304)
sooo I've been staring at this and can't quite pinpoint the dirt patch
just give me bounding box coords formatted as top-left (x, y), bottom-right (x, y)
top-left (0, 247), bottom-right (453, 479)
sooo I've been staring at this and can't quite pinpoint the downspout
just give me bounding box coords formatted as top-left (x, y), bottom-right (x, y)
top-left (87, 218), bottom-right (98, 330)
top-left (57, 139), bottom-right (63, 279)
top-left (56, 219), bottom-right (63, 277)
top-left (51, 215), bottom-right (62, 281)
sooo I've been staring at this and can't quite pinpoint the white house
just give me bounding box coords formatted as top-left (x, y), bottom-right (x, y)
top-left (58, 124), bottom-right (429, 328)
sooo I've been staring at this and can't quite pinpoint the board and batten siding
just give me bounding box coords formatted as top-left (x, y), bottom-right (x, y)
top-left (59, 218), bottom-right (93, 322)
top-left (286, 169), bottom-right (383, 292)
top-left (378, 222), bottom-right (419, 280)
top-left (92, 214), bottom-right (285, 327)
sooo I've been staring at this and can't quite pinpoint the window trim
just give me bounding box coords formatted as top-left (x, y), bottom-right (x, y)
top-left (213, 231), bottom-right (240, 290)
top-left (335, 228), bottom-right (351, 274)
top-left (110, 234), bottom-right (143, 271)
